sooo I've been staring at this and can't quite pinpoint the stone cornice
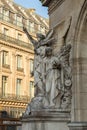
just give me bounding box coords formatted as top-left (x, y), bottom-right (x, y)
top-left (0, 40), bottom-right (34, 54)
top-left (48, 0), bottom-right (65, 13)
top-left (40, 0), bottom-right (65, 13)
top-left (40, 0), bottom-right (51, 6)
top-left (40, 0), bottom-right (64, 7)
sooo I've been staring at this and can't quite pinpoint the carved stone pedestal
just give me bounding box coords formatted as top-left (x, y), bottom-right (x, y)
top-left (68, 122), bottom-right (87, 130)
top-left (22, 109), bottom-right (70, 130)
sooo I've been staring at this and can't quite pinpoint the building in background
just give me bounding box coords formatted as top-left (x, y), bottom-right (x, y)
top-left (0, 0), bottom-right (49, 118)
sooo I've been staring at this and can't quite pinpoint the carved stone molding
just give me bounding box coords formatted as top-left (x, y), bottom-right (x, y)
top-left (40, 0), bottom-right (51, 6)
top-left (48, 0), bottom-right (65, 13)
top-left (40, 0), bottom-right (65, 13)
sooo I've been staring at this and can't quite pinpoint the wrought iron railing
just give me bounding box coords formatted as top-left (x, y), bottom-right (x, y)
top-left (0, 13), bottom-right (23, 28)
top-left (0, 93), bottom-right (30, 102)
top-left (0, 33), bottom-right (34, 50)
top-left (0, 13), bottom-right (48, 34)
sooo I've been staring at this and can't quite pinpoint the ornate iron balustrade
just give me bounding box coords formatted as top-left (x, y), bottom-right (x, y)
top-left (0, 13), bottom-right (48, 34)
top-left (0, 13), bottom-right (23, 28)
top-left (0, 33), bottom-right (34, 50)
top-left (0, 93), bottom-right (30, 102)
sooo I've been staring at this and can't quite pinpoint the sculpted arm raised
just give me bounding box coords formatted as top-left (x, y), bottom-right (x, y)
top-left (23, 27), bottom-right (37, 47)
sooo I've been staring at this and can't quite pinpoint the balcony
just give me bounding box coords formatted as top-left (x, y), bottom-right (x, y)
top-left (0, 13), bottom-right (23, 28)
top-left (17, 67), bottom-right (24, 72)
top-left (0, 93), bottom-right (30, 102)
top-left (0, 33), bottom-right (33, 50)
top-left (2, 64), bottom-right (10, 69)
top-left (0, 13), bottom-right (48, 35)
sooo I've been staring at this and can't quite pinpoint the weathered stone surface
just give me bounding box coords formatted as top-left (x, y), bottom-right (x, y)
top-left (23, 26), bottom-right (72, 116)
top-left (22, 0), bottom-right (87, 130)
top-left (22, 110), bottom-right (70, 130)
top-left (45, 0), bottom-right (87, 123)
top-left (68, 122), bottom-right (87, 130)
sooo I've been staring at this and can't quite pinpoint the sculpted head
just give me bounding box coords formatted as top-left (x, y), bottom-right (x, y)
top-left (36, 33), bottom-right (45, 41)
top-left (45, 47), bottom-right (52, 56)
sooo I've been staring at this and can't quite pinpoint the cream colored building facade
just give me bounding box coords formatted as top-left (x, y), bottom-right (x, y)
top-left (0, 0), bottom-right (49, 118)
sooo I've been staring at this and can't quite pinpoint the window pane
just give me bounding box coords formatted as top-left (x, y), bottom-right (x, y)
top-left (30, 81), bottom-right (34, 98)
top-left (16, 16), bottom-right (23, 27)
top-left (28, 21), bottom-right (35, 33)
top-left (30, 59), bottom-right (34, 76)
top-left (16, 79), bottom-right (21, 96)
top-left (17, 33), bottom-right (22, 40)
top-left (3, 9), bottom-right (9, 21)
top-left (4, 28), bottom-right (8, 35)
top-left (2, 51), bottom-right (9, 65)
top-left (17, 55), bottom-right (22, 68)
top-left (2, 76), bottom-right (8, 96)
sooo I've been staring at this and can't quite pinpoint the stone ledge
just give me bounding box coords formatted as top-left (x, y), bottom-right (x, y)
top-left (22, 110), bottom-right (71, 122)
top-left (68, 122), bottom-right (87, 130)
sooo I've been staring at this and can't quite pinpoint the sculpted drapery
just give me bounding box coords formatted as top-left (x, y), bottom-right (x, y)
top-left (23, 27), bottom-right (72, 116)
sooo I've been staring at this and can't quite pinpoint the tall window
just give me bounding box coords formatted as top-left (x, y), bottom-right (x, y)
top-left (30, 81), bottom-right (34, 98)
top-left (16, 15), bottom-right (22, 27)
top-left (2, 76), bottom-right (8, 96)
top-left (30, 59), bottom-right (34, 76)
top-left (17, 33), bottom-right (22, 40)
top-left (38, 25), bottom-right (45, 34)
top-left (3, 28), bottom-right (8, 36)
top-left (30, 22), bottom-right (34, 33)
top-left (41, 26), bottom-right (45, 34)
top-left (17, 55), bottom-right (22, 69)
top-left (0, 7), bottom-right (3, 19)
top-left (3, 9), bottom-right (9, 21)
top-left (27, 21), bottom-right (35, 33)
top-left (2, 51), bottom-right (9, 66)
top-left (16, 78), bottom-right (22, 96)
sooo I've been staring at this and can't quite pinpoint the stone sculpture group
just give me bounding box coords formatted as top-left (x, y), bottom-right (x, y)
top-left (23, 27), bottom-right (72, 116)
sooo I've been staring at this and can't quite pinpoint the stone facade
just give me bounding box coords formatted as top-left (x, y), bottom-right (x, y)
top-left (40, 0), bottom-right (87, 129)
top-left (0, 0), bottom-right (49, 118)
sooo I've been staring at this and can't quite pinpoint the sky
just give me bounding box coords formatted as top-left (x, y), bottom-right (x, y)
top-left (14, 0), bottom-right (49, 18)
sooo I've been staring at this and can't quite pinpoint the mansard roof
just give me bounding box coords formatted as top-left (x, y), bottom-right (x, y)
top-left (0, 0), bottom-right (49, 29)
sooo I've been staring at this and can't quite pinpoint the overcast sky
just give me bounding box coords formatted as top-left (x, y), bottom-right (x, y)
top-left (14, 0), bottom-right (49, 18)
